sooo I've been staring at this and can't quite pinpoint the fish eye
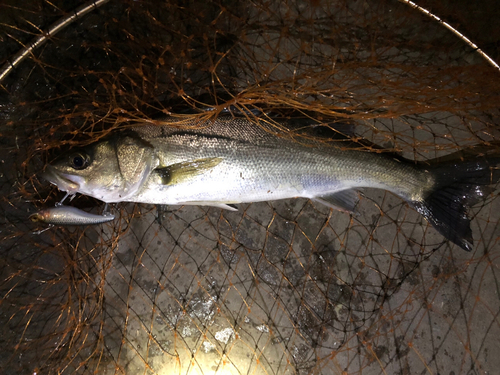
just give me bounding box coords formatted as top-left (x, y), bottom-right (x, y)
top-left (70, 153), bottom-right (89, 170)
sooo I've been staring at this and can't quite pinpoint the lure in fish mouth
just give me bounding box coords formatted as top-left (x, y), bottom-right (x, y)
top-left (41, 115), bottom-right (500, 251)
top-left (42, 165), bottom-right (81, 193)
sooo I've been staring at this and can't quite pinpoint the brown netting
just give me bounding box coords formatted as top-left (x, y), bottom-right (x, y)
top-left (1, 0), bottom-right (499, 374)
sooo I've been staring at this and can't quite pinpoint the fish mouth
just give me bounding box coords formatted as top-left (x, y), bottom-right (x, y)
top-left (41, 166), bottom-right (80, 193)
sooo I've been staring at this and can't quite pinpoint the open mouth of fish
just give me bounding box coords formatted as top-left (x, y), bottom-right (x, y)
top-left (41, 166), bottom-right (81, 193)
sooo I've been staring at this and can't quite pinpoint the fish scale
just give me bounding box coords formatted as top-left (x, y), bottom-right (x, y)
top-left (140, 131), bottom-right (427, 205)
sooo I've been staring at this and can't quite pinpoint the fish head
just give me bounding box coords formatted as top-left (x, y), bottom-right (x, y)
top-left (42, 136), bottom-right (155, 202)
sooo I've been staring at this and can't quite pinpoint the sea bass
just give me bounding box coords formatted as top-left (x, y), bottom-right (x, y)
top-left (42, 115), bottom-right (500, 251)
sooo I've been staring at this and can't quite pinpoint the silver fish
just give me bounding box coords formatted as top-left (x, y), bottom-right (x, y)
top-left (41, 115), bottom-right (499, 250)
top-left (30, 205), bottom-right (115, 225)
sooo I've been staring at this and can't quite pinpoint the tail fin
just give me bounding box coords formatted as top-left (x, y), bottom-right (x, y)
top-left (411, 156), bottom-right (500, 251)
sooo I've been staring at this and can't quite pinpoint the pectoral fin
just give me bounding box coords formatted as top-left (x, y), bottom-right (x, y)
top-left (313, 190), bottom-right (359, 214)
top-left (155, 157), bottom-right (222, 185)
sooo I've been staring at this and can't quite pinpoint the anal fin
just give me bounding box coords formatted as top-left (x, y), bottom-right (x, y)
top-left (312, 190), bottom-right (359, 214)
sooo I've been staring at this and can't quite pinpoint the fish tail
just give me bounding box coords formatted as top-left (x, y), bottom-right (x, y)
top-left (411, 156), bottom-right (500, 251)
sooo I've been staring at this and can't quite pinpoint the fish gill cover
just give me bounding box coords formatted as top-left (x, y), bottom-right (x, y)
top-left (0, 0), bottom-right (499, 374)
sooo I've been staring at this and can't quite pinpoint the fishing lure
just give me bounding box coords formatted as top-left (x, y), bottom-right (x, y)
top-left (30, 205), bottom-right (115, 225)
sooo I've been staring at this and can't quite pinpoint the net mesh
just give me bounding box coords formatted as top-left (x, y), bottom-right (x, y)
top-left (1, 0), bottom-right (499, 374)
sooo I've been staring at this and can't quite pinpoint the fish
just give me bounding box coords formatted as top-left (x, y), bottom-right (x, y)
top-left (41, 115), bottom-right (500, 251)
top-left (30, 205), bottom-right (115, 225)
